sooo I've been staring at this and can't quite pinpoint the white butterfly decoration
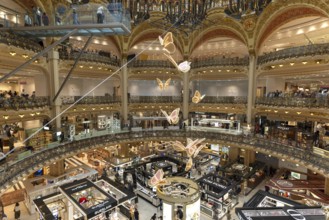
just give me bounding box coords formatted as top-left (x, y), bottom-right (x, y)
top-left (156, 78), bottom-right (171, 90)
top-left (192, 90), bottom-right (206, 104)
top-left (164, 53), bottom-right (191, 73)
top-left (148, 169), bottom-right (170, 187)
top-left (171, 138), bottom-right (206, 171)
top-left (158, 32), bottom-right (176, 54)
top-left (161, 108), bottom-right (180, 125)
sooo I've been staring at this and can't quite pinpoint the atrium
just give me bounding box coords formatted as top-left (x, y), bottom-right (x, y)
top-left (0, 0), bottom-right (329, 220)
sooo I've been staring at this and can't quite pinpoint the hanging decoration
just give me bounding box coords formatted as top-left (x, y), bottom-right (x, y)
top-left (171, 138), bottom-right (206, 171)
top-left (156, 78), bottom-right (171, 90)
top-left (192, 90), bottom-right (205, 104)
top-left (158, 32), bottom-right (192, 73)
top-left (149, 169), bottom-right (170, 187)
top-left (161, 108), bottom-right (180, 125)
top-left (158, 32), bottom-right (176, 54)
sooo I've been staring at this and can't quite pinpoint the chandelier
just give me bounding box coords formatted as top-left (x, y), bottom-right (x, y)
top-left (122, 0), bottom-right (272, 32)
top-left (128, 0), bottom-right (214, 32)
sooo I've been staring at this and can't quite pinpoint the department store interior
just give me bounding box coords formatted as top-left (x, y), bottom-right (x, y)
top-left (0, 0), bottom-right (329, 220)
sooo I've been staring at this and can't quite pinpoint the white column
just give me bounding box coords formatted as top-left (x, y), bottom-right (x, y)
top-left (48, 49), bottom-right (61, 129)
top-left (121, 57), bottom-right (128, 122)
top-left (182, 71), bottom-right (189, 120)
top-left (247, 53), bottom-right (256, 124)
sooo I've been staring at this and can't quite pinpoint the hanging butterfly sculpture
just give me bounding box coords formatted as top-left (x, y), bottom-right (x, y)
top-left (161, 108), bottom-right (180, 125)
top-left (192, 90), bottom-right (206, 103)
top-left (159, 32), bottom-right (192, 73)
top-left (158, 32), bottom-right (176, 54)
top-left (156, 78), bottom-right (171, 90)
top-left (171, 138), bottom-right (206, 171)
top-left (149, 168), bottom-right (171, 187)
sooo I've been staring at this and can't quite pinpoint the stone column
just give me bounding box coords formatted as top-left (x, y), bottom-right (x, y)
top-left (182, 71), bottom-right (190, 120)
top-left (49, 159), bottom-right (65, 177)
top-left (325, 177), bottom-right (329, 195)
top-left (48, 49), bottom-right (61, 129)
top-left (244, 149), bottom-right (256, 166)
top-left (247, 52), bottom-right (257, 124)
top-left (121, 56), bottom-right (128, 122)
top-left (229, 147), bottom-right (239, 161)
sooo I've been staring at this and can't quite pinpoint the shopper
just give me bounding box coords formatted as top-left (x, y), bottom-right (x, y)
top-left (72, 9), bottom-right (79, 25)
top-left (97, 6), bottom-right (105, 23)
top-left (176, 207), bottom-right (183, 220)
top-left (42, 12), bottom-right (49, 26)
top-left (150, 213), bottom-right (157, 220)
top-left (134, 208), bottom-right (139, 220)
top-left (2, 213), bottom-right (7, 220)
top-left (14, 202), bottom-right (20, 220)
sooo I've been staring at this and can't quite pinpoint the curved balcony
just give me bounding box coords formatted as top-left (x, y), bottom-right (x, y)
top-left (129, 96), bottom-right (182, 103)
top-left (127, 60), bottom-right (175, 69)
top-left (256, 97), bottom-right (329, 108)
top-left (191, 56), bottom-right (249, 68)
top-left (192, 96), bottom-right (247, 104)
top-left (258, 43), bottom-right (329, 65)
top-left (61, 96), bottom-right (121, 105)
top-left (0, 31), bottom-right (42, 52)
top-left (0, 96), bottom-right (49, 110)
top-left (0, 129), bottom-right (328, 193)
top-left (59, 51), bottom-right (120, 67)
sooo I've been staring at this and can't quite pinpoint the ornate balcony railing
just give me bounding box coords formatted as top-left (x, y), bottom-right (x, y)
top-left (256, 97), bottom-right (329, 108)
top-left (127, 60), bottom-right (176, 69)
top-left (0, 31), bottom-right (42, 52)
top-left (192, 96), bottom-right (247, 104)
top-left (59, 51), bottom-right (120, 66)
top-left (191, 56), bottom-right (249, 68)
top-left (129, 96), bottom-right (182, 103)
top-left (0, 129), bottom-right (328, 192)
top-left (61, 96), bottom-right (121, 105)
top-left (0, 96), bottom-right (50, 110)
top-left (258, 43), bottom-right (329, 65)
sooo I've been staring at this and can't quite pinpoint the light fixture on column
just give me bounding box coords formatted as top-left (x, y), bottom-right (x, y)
top-left (9, 51), bottom-right (16, 56)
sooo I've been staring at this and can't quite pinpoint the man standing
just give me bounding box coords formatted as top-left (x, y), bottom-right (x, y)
top-left (97, 6), bottom-right (105, 23)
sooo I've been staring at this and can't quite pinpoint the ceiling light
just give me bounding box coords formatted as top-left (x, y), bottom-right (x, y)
top-left (271, 65), bottom-right (275, 69)
top-left (282, 159), bottom-right (285, 161)
top-left (30, 113), bottom-right (35, 117)
top-left (3, 115), bottom-right (9, 120)
top-left (290, 62), bottom-right (294, 66)
top-left (279, 64), bottom-right (283, 67)
top-left (22, 54), bottom-right (29, 59)
top-left (310, 113), bottom-right (314, 116)
top-left (296, 164), bottom-right (299, 167)
top-left (285, 111), bottom-right (289, 114)
top-left (89, 66), bottom-right (93, 69)
top-left (9, 51), bottom-right (16, 56)
top-left (98, 67), bottom-right (102, 70)
top-left (316, 61), bottom-right (320, 64)
top-left (79, 65), bottom-right (84, 68)
top-left (302, 61), bottom-right (307, 65)
top-left (36, 112), bottom-right (40, 115)
top-left (18, 114), bottom-right (24, 118)
top-left (274, 110), bottom-right (278, 113)
top-left (297, 112), bottom-right (301, 115)
top-left (218, 70), bottom-right (221, 72)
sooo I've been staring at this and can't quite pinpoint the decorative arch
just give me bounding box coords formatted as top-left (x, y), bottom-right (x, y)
top-left (127, 22), bottom-right (184, 56)
top-left (189, 27), bottom-right (248, 55)
top-left (254, 1), bottom-right (329, 51)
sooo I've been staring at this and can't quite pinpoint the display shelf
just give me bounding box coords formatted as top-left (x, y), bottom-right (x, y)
top-left (27, 130), bottom-right (52, 149)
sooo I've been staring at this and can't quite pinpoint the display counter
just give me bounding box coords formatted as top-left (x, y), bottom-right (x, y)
top-left (191, 118), bottom-right (242, 135)
top-left (198, 174), bottom-right (238, 219)
top-left (24, 164), bottom-right (98, 214)
top-left (136, 184), bottom-right (160, 206)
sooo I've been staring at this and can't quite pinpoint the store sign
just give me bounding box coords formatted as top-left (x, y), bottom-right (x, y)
top-left (92, 201), bottom-right (112, 215)
top-left (203, 178), bottom-right (227, 189)
top-left (70, 183), bottom-right (88, 192)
